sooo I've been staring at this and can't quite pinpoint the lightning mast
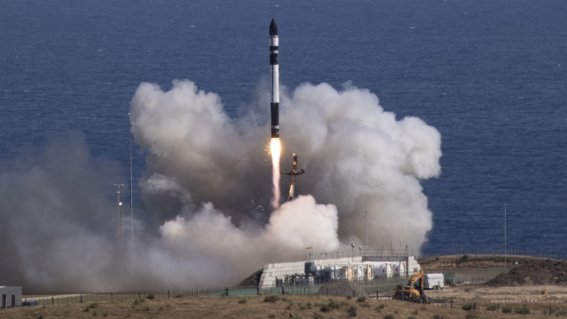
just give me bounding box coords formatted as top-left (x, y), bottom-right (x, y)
top-left (283, 153), bottom-right (305, 201)
top-left (113, 183), bottom-right (125, 249)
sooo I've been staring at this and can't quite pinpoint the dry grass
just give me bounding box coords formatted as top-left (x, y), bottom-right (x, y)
top-left (1, 294), bottom-right (564, 319)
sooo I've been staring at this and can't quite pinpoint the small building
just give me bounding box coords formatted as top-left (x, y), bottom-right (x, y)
top-left (0, 286), bottom-right (22, 308)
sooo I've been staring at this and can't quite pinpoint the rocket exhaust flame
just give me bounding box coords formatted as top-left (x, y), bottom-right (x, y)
top-left (270, 137), bottom-right (281, 208)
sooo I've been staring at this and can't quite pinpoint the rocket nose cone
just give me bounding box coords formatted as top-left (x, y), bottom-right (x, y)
top-left (269, 19), bottom-right (278, 36)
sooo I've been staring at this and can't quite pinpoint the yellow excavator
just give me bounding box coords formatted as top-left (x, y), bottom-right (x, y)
top-left (393, 270), bottom-right (429, 303)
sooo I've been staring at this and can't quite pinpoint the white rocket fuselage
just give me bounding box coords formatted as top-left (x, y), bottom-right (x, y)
top-left (270, 19), bottom-right (280, 138)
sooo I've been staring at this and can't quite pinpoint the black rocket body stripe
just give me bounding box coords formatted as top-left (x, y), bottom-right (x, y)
top-left (269, 19), bottom-right (280, 138)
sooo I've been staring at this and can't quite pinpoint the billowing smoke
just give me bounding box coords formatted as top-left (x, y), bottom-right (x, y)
top-left (131, 80), bottom-right (441, 252)
top-left (0, 79), bottom-right (441, 292)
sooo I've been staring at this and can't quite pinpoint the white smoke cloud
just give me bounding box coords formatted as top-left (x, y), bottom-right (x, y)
top-left (0, 78), bottom-right (441, 292)
top-left (147, 195), bottom-right (339, 288)
top-left (130, 80), bottom-right (441, 256)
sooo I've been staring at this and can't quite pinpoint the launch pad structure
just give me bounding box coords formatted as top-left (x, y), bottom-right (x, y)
top-left (258, 254), bottom-right (421, 289)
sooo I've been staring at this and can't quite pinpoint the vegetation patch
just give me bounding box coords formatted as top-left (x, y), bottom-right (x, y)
top-left (264, 295), bottom-right (280, 303)
top-left (346, 305), bottom-right (357, 317)
top-left (514, 307), bottom-right (530, 314)
top-left (461, 303), bottom-right (474, 311)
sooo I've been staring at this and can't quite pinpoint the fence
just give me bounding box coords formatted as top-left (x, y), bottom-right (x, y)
top-left (21, 277), bottom-right (410, 307)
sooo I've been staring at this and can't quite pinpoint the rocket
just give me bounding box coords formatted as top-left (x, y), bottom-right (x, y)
top-left (269, 19), bottom-right (280, 138)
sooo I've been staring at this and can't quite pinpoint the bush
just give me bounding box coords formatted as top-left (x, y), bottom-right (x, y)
top-left (465, 313), bottom-right (478, 319)
top-left (264, 295), bottom-right (279, 303)
top-left (312, 313), bottom-right (323, 319)
top-left (356, 296), bottom-right (366, 302)
top-left (515, 307), bottom-right (530, 314)
top-left (433, 315), bottom-right (445, 319)
top-left (383, 314), bottom-right (395, 319)
top-left (238, 299), bottom-right (247, 304)
top-left (84, 303), bottom-right (98, 312)
top-left (320, 299), bottom-right (342, 312)
top-left (461, 303), bottom-right (474, 311)
top-left (502, 306), bottom-right (512, 313)
top-left (486, 304), bottom-right (498, 311)
top-left (146, 294), bottom-right (155, 300)
top-left (347, 305), bottom-right (357, 317)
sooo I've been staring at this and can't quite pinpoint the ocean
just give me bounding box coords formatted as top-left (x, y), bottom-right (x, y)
top-left (1, 0), bottom-right (566, 255)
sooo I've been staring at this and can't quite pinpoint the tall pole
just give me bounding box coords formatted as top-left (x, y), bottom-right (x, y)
top-left (114, 183), bottom-right (125, 249)
top-left (129, 134), bottom-right (134, 249)
top-left (504, 203), bottom-right (507, 265)
top-left (364, 211), bottom-right (368, 250)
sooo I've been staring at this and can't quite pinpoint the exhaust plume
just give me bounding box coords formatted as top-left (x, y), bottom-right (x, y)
top-left (270, 138), bottom-right (282, 208)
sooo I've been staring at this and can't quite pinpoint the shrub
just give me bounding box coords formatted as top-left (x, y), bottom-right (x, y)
top-left (502, 306), bottom-right (512, 313)
top-left (146, 294), bottom-right (155, 300)
top-left (356, 296), bottom-right (366, 302)
top-left (383, 314), bottom-right (395, 319)
top-left (238, 299), bottom-right (247, 304)
top-left (264, 295), bottom-right (279, 303)
top-left (433, 315), bottom-right (445, 319)
top-left (328, 299), bottom-right (341, 310)
top-left (461, 303), bottom-right (474, 311)
top-left (465, 313), bottom-right (478, 319)
top-left (486, 304), bottom-right (498, 311)
top-left (347, 305), bottom-right (357, 317)
top-left (515, 307), bottom-right (530, 314)
top-left (84, 303), bottom-right (98, 312)
top-left (321, 299), bottom-right (342, 312)
top-left (268, 314), bottom-right (276, 318)
top-left (312, 313), bottom-right (323, 319)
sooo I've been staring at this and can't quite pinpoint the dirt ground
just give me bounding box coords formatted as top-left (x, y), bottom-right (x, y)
top-left (427, 284), bottom-right (567, 302)
top-left (2, 294), bottom-right (567, 319)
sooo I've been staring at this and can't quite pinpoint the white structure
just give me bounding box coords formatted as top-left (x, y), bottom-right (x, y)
top-left (424, 273), bottom-right (445, 289)
top-left (258, 256), bottom-right (421, 288)
top-left (0, 286), bottom-right (22, 308)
